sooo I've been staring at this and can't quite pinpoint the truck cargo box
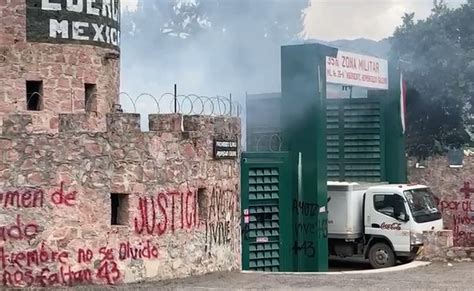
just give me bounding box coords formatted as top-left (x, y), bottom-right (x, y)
top-left (327, 181), bottom-right (386, 239)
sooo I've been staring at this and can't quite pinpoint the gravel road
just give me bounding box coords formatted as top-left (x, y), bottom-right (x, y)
top-left (61, 261), bottom-right (472, 291)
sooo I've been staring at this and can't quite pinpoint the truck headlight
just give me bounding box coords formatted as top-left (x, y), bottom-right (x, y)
top-left (410, 232), bottom-right (423, 245)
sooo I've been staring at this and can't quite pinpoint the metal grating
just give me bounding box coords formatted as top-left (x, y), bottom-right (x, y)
top-left (247, 167), bottom-right (281, 271)
top-left (245, 95), bottom-right (384, 182)
top-left (327, 100), bottom-right (382, 182)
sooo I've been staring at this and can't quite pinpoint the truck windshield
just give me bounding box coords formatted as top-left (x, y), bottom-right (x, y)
top-left (404, 188), bottom-right (442, 223)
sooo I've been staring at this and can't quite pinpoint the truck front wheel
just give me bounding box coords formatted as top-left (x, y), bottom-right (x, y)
top-left (368, 242), bottom-right (396, 269)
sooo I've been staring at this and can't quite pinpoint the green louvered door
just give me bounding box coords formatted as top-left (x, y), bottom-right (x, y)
top-left (326, 98), bottom-right (385, 182)
top-left (241, 152), bottom-right (291, 272)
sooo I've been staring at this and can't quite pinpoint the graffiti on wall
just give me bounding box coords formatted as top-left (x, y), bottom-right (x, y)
top-left (134, 190), bottom-right (199, 236)
top-left (292, 199), bottom-right (328, 258)
top-left (0, 184), bottom-right (77, 242)
top-left (1, 240), bottom-right (159, 287)
top-left (0, 183), bottom-right (161, 287)
top-left (204, 187), bottom-right (237, 253)
top-left (1, 183), bottom-right (238, 287)
top-left (132, 186), bottom-right (238, 254)
top-left (435, 181), bottom-right (474, 246)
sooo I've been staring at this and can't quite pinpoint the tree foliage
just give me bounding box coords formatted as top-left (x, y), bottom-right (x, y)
top-left (390, 0), bottom-right (474, 158)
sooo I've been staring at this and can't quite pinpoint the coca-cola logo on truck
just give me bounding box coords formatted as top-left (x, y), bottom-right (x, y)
top-left (381, 222), bottom-right (401, 230)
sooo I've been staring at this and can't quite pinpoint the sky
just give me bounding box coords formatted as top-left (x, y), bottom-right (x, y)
top-left (121, 0), bottom-right (466, 41)
top-left (301, 0), bottom-right (466, 41)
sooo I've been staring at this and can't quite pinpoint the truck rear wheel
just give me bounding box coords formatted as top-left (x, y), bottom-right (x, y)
top-left (368, 242), bottom-right (396, 269)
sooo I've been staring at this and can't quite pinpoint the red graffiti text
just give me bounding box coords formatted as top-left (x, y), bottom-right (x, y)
top-left (50, 182), bottom-right (77, 206)
top-left (460, 181), bottom-right (474, 199)
top-left (0, 245), bottom-right (69, 269)
top-left (438, 199), bottom-right (474, 213)
top-left (96, 261), bottom-right (120, 285)
top-left (0, 215), bottom-right (39, 241)
top-left (118, 241), bottom-right (159, 260)
top-left (2, 266), bottom-right (93, 287)
top-left (77, 249), bottom-right (93, 263)
top-left (134, 190), bottom-right (198, 236)
top-left (0, 189), bottom-right (44, 208)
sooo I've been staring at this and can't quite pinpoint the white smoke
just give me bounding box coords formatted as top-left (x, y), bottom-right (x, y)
top-left (302, 0), bottom-right (467, 41)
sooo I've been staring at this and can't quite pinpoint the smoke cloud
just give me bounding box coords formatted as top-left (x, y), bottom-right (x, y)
top-left (118, 0), bottom-right (467, 135)
top-left (302, 0), bottom-right (466, 41)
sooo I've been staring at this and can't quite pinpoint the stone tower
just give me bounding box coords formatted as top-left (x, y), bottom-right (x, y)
top-left (0, 0), bottom-right (121, 132)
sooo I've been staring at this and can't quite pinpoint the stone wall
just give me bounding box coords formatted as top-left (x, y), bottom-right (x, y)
top-left (0, 112), bottom-right (241, 288)
top-left (408, 155), bottom-right (474, 256)
top-left (420, 230), bottom-right (474, 262)
top-left (0, 1), bottom-right (120, 133)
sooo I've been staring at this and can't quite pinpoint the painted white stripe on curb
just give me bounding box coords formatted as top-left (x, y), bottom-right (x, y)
top-left (240, 261), bottom-right (431, 275)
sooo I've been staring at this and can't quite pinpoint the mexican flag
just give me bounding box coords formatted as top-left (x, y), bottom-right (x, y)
top-left (400, 72), bottom-right (407, 134)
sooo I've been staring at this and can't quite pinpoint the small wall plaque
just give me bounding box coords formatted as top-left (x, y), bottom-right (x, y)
top-left (213, 138), bottom-right (238, 159)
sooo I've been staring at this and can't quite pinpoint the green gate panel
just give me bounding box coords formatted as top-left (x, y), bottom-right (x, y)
top-left (326, 98), bottom-right (385, 182)
top-left (245, 96), bottom-right (388, 182)
top-left (280, 43), bottom-right (336, 272)
top-left (241, 152), bottom-right (292, 272)
top-left (243, 46), bottom-right (407, 274)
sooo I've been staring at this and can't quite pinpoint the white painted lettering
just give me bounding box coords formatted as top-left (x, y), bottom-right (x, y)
top-left (87, 0), bottom-right (100, 16)
top-left (49, 19), bottom-right (69, 38)
top-left (102, 0), bottom-right (112, 18)
top-left (116, 30), bottom-right (120, 46)
top-left (92, 23), bottom-right (105, 42)
top-left (42, 0), bottom-right (61, 11)
top-left (110, 28), bottom-right (118, 46)
top-left (66, 0), bottom-right (83, 13)
top-left (105, 25), bottom-right (111, 44)
top-left (72, 21), bottom-right (89, 40)
top-left (112, 0), bottom-right (119, 21)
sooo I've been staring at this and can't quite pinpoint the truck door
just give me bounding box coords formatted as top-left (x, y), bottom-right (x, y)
top-left (365, 193), bottom-right (411, 253)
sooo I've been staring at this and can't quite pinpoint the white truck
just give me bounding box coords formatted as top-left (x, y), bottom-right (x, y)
top-left (327, 182), bottom-right (443, 268)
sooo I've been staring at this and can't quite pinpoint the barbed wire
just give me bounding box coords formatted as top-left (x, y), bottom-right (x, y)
top-left (251, 133), bottom-right (282, 152)
top-left (119, 92), bottom-right (242, 117)
top-left (21, 89), bottom-right (242, 118)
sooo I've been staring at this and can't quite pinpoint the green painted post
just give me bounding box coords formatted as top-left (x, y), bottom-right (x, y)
top-left (280, 43), bottom-right (337, 272)
top-left (384, 60), bottom-right (407, 183)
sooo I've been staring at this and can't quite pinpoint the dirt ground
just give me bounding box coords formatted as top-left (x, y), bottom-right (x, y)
top-left (62, 261), bottom-right (472, 291)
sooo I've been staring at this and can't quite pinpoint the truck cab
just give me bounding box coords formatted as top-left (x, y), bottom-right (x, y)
top-left (327, 182), bottom-right (443, 268)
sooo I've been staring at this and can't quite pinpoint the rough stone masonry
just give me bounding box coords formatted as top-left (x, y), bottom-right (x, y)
top-left (0, 0), bottom-right (120, 133)
top-left (1, 1), bottom-right (242, 287)
top-left (0, 112), bottom-right (241, 287)
top-left (408, 155), bottom-right (474, 260)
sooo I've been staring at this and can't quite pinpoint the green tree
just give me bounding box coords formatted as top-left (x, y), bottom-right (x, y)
top-left (390, 0), bottom-right (474, 159)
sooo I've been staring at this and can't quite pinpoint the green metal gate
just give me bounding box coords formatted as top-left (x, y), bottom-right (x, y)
top-left (241, 152), bottom-right (292, 271)
top-left (326, 98), bottom-right (385, 182)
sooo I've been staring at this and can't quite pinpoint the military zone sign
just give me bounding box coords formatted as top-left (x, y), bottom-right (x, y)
top-left (326, 50), bottom-right (388, 90)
